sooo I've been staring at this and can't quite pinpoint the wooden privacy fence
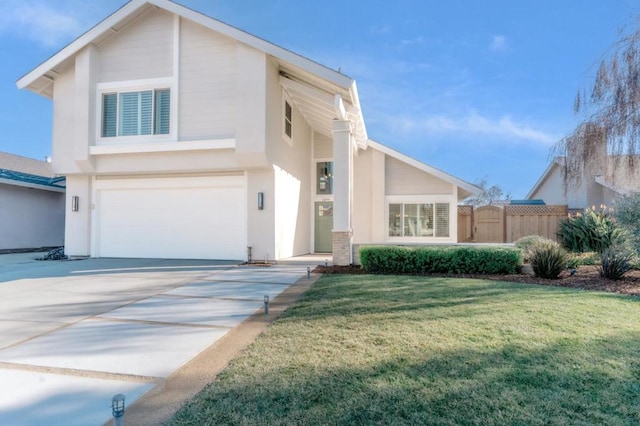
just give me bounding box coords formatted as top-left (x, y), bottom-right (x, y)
top-left (457, 205), bottom-right (474, 242)
top-left (457, 205), bottom-right (568, 243)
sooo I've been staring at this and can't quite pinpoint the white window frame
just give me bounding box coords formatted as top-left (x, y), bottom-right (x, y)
top-left (385, 195), bottom-right (455, 242)
top-left (96, 77), bottom-right (176, 145)
top-left (282, 90), bottom-right (293, 145)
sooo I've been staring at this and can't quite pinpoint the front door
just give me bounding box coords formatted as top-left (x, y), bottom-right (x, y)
top-left (314, 202), bottom-right (333, 253)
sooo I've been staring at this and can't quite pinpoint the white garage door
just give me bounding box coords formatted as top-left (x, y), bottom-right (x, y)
top-left (93, 176), bottom-right (246, 260)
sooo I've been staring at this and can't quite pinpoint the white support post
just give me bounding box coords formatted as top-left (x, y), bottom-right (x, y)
top-left (332, 119), bottom-right (353, 265)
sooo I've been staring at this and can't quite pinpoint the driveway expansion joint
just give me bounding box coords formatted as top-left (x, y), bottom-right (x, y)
top-left (94, 316), bottom-right (234, 330)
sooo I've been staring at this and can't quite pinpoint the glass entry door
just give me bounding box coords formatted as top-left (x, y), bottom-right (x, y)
top-left (314, 202), bottom-right (333, 253)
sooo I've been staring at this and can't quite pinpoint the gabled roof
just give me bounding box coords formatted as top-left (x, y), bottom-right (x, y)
top-left (0, 152), bottom-right (65, 192)
top-left (526, 157), bottom-right (563, 199)
top-left (367, 139), bottom-right (481, 199)
top-left (17, 0), bottom-right (367, 145)
top-left (526, 155), bottom-right (640, 200)
top-left (0, 151), bottom-right (53, 177)
top-left (594, 175), bottom-right (629, 195)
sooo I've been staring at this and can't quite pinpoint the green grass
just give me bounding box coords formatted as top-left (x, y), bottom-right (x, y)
top-left (171, 276), bottom-right (640, 425)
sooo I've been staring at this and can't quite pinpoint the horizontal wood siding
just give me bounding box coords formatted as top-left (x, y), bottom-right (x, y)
top-left (98, 9), bottom-right (173, 82)
top-left (179, 19), bottom-right (236, 141)
top-left (385, 156), bottom-right (452, 195)
top-left (314, 132), bottom-right (333, 158)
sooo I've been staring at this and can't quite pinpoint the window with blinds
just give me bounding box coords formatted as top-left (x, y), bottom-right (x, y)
top-left (101, 89), bottom-right (170, 138)
top-left (388, 202), bottom-right (450, 238)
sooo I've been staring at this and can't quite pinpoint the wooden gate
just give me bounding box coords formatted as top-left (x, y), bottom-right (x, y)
top-left (474, 206), bottom-right (504, 243)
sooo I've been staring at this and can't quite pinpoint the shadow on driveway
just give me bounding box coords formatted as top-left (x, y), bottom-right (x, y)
top-left (0, 256), bottom-right (242, 284)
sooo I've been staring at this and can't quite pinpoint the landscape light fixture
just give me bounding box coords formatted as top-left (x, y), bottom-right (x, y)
top-left (264, 295), bottom-right (269, 315)
top-left (111, 394), bottom-right (125, 426)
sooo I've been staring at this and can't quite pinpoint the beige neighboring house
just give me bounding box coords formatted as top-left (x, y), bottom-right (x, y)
top-left (17, 0), bottom-right (479, 265)
top-left (527, 136), bottom-right (640, 209)
top-left (0, 152), bottom-right (65, 251)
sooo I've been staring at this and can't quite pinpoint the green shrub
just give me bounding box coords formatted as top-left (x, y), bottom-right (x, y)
top-left (599, 247), bottom-right (632, 280)
top-left (614, 192), bottom-right (640, 256)
top-left (557, 208), bottom-right (625, 253)
top-left (514, 235), bottom-right (552, 262)
top-left (566, 252), bottom-right (599, 269)
top-left (359, 246), bottom-right (522, 275)
top-left (529, 240), bottom-right (568, 279)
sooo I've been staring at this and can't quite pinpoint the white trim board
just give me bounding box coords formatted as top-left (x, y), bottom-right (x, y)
top-left (89, 139), bottom-right (236, 155)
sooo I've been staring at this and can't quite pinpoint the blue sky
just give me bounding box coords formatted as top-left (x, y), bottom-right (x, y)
top-left (1, 0), bottom-right (638, 197)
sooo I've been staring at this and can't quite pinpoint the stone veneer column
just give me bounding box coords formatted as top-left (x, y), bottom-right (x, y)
top-left (332, 230), bottom-right (352, 265)
top-left (332, 119), bottom-right (353, 265)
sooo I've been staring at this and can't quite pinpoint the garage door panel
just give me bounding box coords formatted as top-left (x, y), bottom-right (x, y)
top-left (95, 177), bottom-right (246, 260)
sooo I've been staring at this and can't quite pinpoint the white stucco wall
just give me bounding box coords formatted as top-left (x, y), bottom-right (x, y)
top-left (352, 147), bottom-right (387, 244)
top-left (93, 150), bottom-right (240, 174)
top-left (0, 184), bottom-right (65, 250)
top-left (530, 164), bottom-right (586, 208)
top-left (64, 175), bottom-right (92, 256)
top-left (353, 147), bottom-right (458, 244)
top-left (265, 59), bottom-right (311, 258)
top-left (352, 148), bottom-right (374, 244)
top-left (246, 169), bottom-right (275, 261)
top-left (313, 133), bottom-right (333, 159)
top-left (235, 43), bottom-right (268, 167)
top-left (51, 64), bottom-right (77, 175)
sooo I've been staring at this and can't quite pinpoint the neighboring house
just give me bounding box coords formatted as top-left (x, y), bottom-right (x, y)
top-left (527, 136), bottom-right (640, 209)
top-left (0, 152), bottom-right (65, 251)
top-left (17, 0), bottom-right (479, 264)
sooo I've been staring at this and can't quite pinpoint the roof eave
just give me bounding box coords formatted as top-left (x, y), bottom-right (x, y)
top-left (594, 175), bottom-right (629, 195)
top-left (17, 0), bottom-right (149, 93)
top-left (525, 157), bottom-right (563, 199)
top-left (348, 82), bottom-right (368, 148)
top-left (17, 0), bottom-right (354, 96)
top-left (0, 178), bottom-right (66, 193)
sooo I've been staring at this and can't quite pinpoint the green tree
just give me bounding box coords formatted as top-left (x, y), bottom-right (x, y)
top-left (614, 192), bottom-right (640, 254)
top-left (553, 20), bottom-right (640, 186)
top-left (463, 178), bottom-right (511, 207)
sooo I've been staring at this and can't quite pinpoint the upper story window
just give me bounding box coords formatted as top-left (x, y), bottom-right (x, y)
top-left (282, 89), bottom-right (293, 144)
top-left (101, 89), bottom-right (170, 138)
top-left (284, 100), bottom-right (293, 139)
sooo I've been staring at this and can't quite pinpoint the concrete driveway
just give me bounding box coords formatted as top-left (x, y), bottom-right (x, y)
top-left (0, 254), bottom-right (311, 425)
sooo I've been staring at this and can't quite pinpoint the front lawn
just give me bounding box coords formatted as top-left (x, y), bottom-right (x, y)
top-left (171, 275), bottom-right (640, 425)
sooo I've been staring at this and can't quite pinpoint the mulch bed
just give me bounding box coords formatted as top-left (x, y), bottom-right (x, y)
top-left (313, 265), bottom-right (640, 296)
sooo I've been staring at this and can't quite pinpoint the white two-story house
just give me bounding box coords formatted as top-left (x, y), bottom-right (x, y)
top-left (17, 0), bottom-right (478, 265)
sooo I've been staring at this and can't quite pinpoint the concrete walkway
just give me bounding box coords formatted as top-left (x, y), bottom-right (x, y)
top-left (0, 256), bottom-right (314, 425)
